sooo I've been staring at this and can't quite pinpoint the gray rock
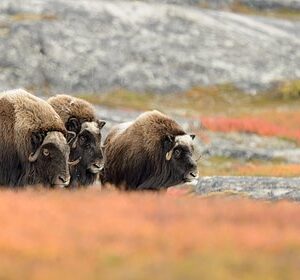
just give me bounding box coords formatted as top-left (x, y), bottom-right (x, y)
top-left (196, 176), bottom-right (300, 200)
top-left (0, 0), bottom-right (299, 94)
top-left (115, 1), bottom-right (300, 10)
top-left (203, 131), bottom-right (300, 163)
top-left (241, 0), bottom-right (300, 10)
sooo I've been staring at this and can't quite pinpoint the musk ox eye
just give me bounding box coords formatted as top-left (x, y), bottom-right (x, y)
top-left (43, 148), bottom-right (50, 157)
top-left (174, 149), bottom-right (181, 159)
top-left (79, 135), bottom-right (86, 145)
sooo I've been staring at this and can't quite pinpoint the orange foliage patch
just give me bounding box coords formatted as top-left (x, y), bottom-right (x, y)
top-left (0, 188), bottom-right (300, 279)
top-left (260, 111), bottom-right (300, 131)
top-left (235, 164), bottom-right (300, 177)
top-left (202, 114), bottom-right (300, 142)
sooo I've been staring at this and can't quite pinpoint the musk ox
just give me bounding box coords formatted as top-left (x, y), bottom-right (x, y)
top-left (0, 89), bottom-right (72, 187)
top-left (47, 95), bottom-right (105, 187)
top-left (101, 110), bottom-right (200, 190)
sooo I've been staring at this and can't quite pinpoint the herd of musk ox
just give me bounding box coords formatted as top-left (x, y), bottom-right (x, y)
top-left (0, 89), bottom-right (200, 191)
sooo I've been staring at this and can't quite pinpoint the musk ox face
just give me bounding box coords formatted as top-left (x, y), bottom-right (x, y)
top-left (67, 118), bottom-right (106, 178)
top-left (164, 134), bottom-right (200, 184)
top-left (29, 131), bottom-right (71, 187)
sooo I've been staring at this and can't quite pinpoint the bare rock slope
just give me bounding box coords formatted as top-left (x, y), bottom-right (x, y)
top-left (0, 0), bottom-right (299, 94)
top-left (196, 176), bottom-right (300, 201)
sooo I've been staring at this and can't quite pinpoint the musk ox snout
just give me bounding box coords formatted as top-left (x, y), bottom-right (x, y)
top-left (53, 174), bottom-right (71, 188)
top-left (184, 165), bottom-right (198, 182)
top-left (88, 160), bottom-right (104, 174)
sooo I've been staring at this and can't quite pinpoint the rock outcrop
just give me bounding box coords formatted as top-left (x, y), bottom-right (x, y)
top-left (0, 0), bottom-right (299, 94)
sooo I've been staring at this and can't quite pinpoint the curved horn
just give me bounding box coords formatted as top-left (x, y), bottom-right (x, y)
top-left (166, 150), bottom-right (173, 161)
top-left (72, 138), bottom-right (78, 149)
top-left (67, 131), bottom-right (77, 144)
top-left (68, 157), bottom-right (81, 166)
top-left (28, 146), bottom-right (42, 162)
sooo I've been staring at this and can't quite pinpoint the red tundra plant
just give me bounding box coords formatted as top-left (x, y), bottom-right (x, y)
top-left (202, 116), bottom-right (300, 142)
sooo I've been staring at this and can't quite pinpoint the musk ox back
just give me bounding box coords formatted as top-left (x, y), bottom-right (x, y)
top-left (48, 95), bottom-right (105, 187)
top-left (102, 110), bottom-right (200, 190)
top-left (0, 89), bottom-right (71, 187)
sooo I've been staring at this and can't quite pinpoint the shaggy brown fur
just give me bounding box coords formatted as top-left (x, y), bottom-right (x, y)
top-left (102, 110), bottom-right (199, 190)
top-left (48, 95), bottom-right (96, 126)
top-left (0, 89), bottom-right (70, 187)
top-left (47, 95), bottom-right (105, 187)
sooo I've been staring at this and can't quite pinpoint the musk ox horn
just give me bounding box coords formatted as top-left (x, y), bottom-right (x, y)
top-left (67, 131), bottom-right (77, 145)
top-left (68, 157), bottom-right (81, 166)
top-left (28, 146), bottom-right (42, 162)
top-left (166, 150), bottom-right (173, 161)
top-left (69, 135), bottom-right (78, 149)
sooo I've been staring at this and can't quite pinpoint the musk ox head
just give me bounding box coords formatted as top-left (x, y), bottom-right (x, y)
top-left (29, 131), bottom-right (71, 187)
top-left (163, 134), bottom-right (200, 184)
top-left (65, 117), bottom-right (106, 186)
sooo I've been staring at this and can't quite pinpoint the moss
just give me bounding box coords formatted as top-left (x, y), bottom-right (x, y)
top-left (198, 156), bottom-right (291, 177)
top-left (273, 80), bottom-right (300, 100)
top-left (9, 13), bottom-right (57, 22)
top-left (77, 90), bottom-right (156, 111)
top-left (0, 26), bottom-right (9, 37)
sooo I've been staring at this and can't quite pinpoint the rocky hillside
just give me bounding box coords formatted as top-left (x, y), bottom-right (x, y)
top-left (0, 0), bottom-right (299, 94)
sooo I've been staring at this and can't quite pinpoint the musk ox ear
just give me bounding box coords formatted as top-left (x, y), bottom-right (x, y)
top-left (190, 134), bottom-right (196, 140)
top-left (66, 117), bottom-right (80, 134)
top-left (97, 120), bottom-right (106, 130)
top-left (31, 131), bottom-right (44, 152)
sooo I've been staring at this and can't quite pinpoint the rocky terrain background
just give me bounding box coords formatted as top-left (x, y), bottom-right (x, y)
top-left (0, 0), bottom-right (299, 94)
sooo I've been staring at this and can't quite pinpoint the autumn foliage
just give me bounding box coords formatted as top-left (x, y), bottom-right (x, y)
top-left (0, 188), bottom-right (300, 279)
top-left (235, 163), bottom-right (300, 177)
top-left (202, 114), bottom-right (300, 142)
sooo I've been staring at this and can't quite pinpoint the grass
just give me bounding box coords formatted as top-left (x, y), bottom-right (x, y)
top-left (199, 156), bottom-right (300, 177)
top-left (230, 2), bottom-right (300, 20)
top-left (200, 0), bottom-right (300, 20)
top-left (0, 25), bottom-right (9, 37)
top-left (80, 90), bottom-right (157, 111)
top-left (0, 188), bottom-right (300, 279)
top-left (79, 81), bottom-right (300, 142)
top-left (79, 80), bottom-right (300, 116)
top-left (9, 13), bottom-right (57, 22)
top-left (274, 80), bottom-right (300, 100)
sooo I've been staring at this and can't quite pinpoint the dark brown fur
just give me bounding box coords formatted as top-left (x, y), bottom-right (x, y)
top-left (48, 95), bottom-right (105, 187)
top-left (0, 89), bottom-right (70, 187)
top-left (102, 110), bottom-right (198, 190)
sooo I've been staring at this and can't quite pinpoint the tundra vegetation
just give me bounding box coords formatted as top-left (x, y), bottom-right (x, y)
top-left (1, 79), bottom-right (300, 278)
top-left (0, 0), bottom-right (299, 278)
top-left (0, 190), bottom-right (299, 280)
